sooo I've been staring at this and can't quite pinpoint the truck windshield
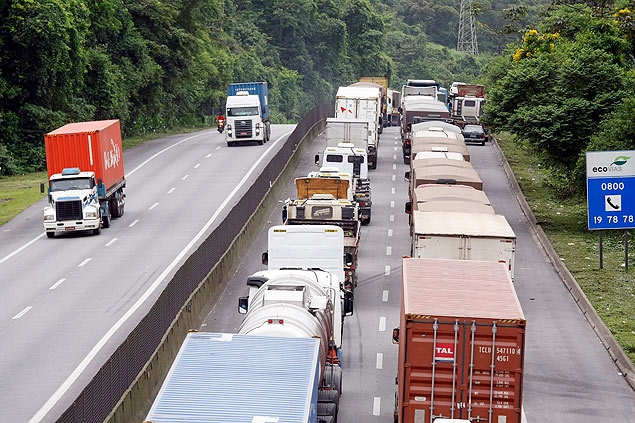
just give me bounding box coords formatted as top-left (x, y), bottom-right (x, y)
top-left (50, 177), bottom-right (92, 191)
top-left (227, 107), bottom-right (259, 117)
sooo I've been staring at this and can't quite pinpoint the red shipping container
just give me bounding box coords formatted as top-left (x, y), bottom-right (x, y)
top-left (396, 258), bottom-right (526, 423)
top-left (44, 120), bottom-right (125, 195)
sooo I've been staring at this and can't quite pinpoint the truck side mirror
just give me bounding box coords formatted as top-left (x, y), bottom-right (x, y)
top-left (345, 252), bottom-right (353, 266)
top-left (281, 206), bottom-right (287, 223)
top-left (343, 290), bottom-right (354, 316)
top-left (404, 171), bottom-right (410, 181)
top-left (262, 252), bottom-right (268, 265)
top-left (238, 296), bottom-right (248, 314)
top-left (392, 327), bottom-right (400, 344)
top-left (314, 154), bottom-right (320, 166)
top-left (40, 182), bottom-right (45, 194)
top-left (405, 202), bottom-right (412, 214)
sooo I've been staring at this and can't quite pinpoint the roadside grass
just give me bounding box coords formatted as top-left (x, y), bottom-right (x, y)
top-left (497, 133), bottom-right (635, 362)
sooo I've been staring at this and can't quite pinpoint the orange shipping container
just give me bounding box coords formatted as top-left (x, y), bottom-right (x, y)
top-left (44, 120), bottom-right (125, 196)
top-left (395, 258), bottom-right (526, 423)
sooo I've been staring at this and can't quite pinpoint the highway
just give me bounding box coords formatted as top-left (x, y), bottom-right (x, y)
top-left (200, 125), bottom-right (635, 422)
top-left (0, 125), bottom-right (295, 422)
top-left (3, 121), bottom-right (635, 422)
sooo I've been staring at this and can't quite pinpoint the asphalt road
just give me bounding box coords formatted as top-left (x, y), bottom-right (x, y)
top-left (200, 125), bottom-right (635, 422)
top-left (0, 125), bottom-right (295, 423)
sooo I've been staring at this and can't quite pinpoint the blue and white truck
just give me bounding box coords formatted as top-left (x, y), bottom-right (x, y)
top-left (225, 82), bottom-right (271, 146)
top-left (144, 333), bottom-right (323, 423)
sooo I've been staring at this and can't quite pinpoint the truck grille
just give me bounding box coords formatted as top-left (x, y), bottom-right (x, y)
top-left (56, 200), bottom-right (83, 221)
top-left (234, 120), bottom-right (253, 138)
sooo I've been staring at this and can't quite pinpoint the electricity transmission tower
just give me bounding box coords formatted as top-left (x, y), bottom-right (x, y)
top-left (457, 0), bottom-right (478, 55)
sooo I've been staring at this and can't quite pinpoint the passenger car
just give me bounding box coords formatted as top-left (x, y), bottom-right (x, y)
top-left (461, 124), bottom-right (488, 145)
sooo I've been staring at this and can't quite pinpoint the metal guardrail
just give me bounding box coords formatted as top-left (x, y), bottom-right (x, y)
top-left (56, 104), bottom-right (334, 423)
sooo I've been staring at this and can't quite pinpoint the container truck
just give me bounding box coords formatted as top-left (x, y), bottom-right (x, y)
top-left (335, 85), bottom-right (381, 169)
top-left (393, 257), bottom-right (526, 423)
top-left (144, 332), bottom-right (324, 423)
top-left (409, 210), bottom-right (516, 279)
top-left (225, 82), bottom-right (270, 146)
top-left (42, 119), bottom-right (126, 237)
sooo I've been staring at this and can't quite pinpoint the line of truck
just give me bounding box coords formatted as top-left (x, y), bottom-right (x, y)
top-left (393, 90), bottom-right (526, 422)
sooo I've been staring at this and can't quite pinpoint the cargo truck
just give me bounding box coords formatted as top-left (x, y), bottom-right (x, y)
top-left (357, 76), bottom-right (389, 128)
top-left (225, 82), bottom-right (270, 146)
top-left (400, 96), bottom-right (452, 163)
top-left (335, 86), bottom-right (381, 169)
top-left (144, 333), bottom-right (325, 423)
top-left (409, 210), bottom-right (516, 279)
top-left (393, 258), bottom-right (526, 423)
top-left (42, 120), bottom-right (126, 237)
top-left (450, 83), bottom-right (486, 126)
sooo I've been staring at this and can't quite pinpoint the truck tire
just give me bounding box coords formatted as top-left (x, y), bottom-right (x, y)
top-left (46, 232), bottom-right (54, 238)
top-left (258, 139), bottom-right (263, 145)
top-left (102, 209), bottom-right (111, 229)
top-left (93, 227), bottom-right (101, 235)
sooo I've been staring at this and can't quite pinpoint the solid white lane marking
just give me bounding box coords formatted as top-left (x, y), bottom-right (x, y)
top-left (386, 246), bottom-right (392, 256)
top-left (50, 279), bottom-right (66, 290)
top-left (181, 174), bottom-right (189, 180)
top-left (78, 258), bottom-right (92, 267)
top-left (373, 397), bottom-right (381, 416)
top-left (105, 238), bottom-right (118, 247)
top-left (12, 306), bottom-right (32, 320)
top-left (384, 266), bottom-right (391, 276)
top-left (129, 219), bottom-right (139, 228)
top-left (149, 203), bottom-right (159, 210)
top-left (167, 187), bottom-right (175, 194)
top-left (376, 353), bottom-right (383, 369)
top-left (382, 290), bottom-right (389, 301)
top-left (28, 130), bottom-right (296, 423)
top-left (379, 316), bottom-right (386, 332)
top-left (0, 233), bottom-right (45, 265)
top-left (194, 163), bottom-right (200, 169)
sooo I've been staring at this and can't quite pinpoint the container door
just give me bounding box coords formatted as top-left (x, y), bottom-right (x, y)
top-left (402, 319), bottom-right (524, 423)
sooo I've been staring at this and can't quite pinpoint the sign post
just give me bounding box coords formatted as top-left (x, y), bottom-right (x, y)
top-left (587, 150), bottom-right (635, 270)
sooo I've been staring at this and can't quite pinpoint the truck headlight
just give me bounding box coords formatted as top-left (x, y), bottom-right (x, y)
top-left (43, 209), bottom-right (55, 221)
top-left (85, 206), bottom-right (99, 218)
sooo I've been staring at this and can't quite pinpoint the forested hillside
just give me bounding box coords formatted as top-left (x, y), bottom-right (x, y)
top-left (3, 0), bottom-right (634, 188)
top-left (0, 0), bottom-right (539, 175)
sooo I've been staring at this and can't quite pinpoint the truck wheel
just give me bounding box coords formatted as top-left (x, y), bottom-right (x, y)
top-left (258, 139), bottom-right (263, 145)
top-left (93, 227), bottom-right (101, 235)
top-left (46, 232), bottom-right (54, 238)
top-left (102, 210), bottom-right (111, 229)
top-left (226, 142), bottom-right (234, 147)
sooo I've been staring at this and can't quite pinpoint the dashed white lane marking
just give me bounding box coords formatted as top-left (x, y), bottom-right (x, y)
top-left (194, 163), bottom-right (201, 169)
top-left (105, 238), bottom-right (118, 247)
top-left (393, 146), bottom-right (398, 151)
top-left (384, 266), bottom-right (390, 276)
top-left (376, 353), bottom-right (384, 369)
top-left (50, 279), bottom-right (66, 290)
top-left (167, 187), bottom-right (175, 194)
top-left (149, 203), bottom-right (159, 210)
top-left (215, 146), bottom-right (221, 150)
top-left (393, 163), bottom-right (396, 170)
top-left (390, 215), bottom-right (394, 222)
top-left (379, 316), bottom-right (386, 332)
top-left (12, 306), bottom-right (32, 320)
top-left (388, 229), bottom-right (393, 237)
top-left (181, 174), bottom-right (189, 180)
top-left (382, 290), bottom-right (389, 301)
top-left (78, 258), bottom-right (92, 267)
top-left (393, 154), bottom-right (397, 160)
top-left (386, 246), bottom-right (392, 256)
top-left (392, 174), bottom-right (396, 181)
top-left (205, 153), bottom-right (212, 158)
top-left (390, 200), bottom-right (395, 208)
top-left (129, 219), bottom-right (139, 228)
top-left (391, 187), bottom-right (395, 195)
top-left (373, 397), bottom-right (381, 416)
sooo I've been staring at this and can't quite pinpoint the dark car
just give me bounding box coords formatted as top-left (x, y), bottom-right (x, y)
top-left (462, 124), bottom-right (488, 145)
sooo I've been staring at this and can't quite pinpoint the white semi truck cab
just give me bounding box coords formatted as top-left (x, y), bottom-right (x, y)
top-left (43, 168), bottom-right (102, 236)
top-left (225, 82), bottom-right (270, 146)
